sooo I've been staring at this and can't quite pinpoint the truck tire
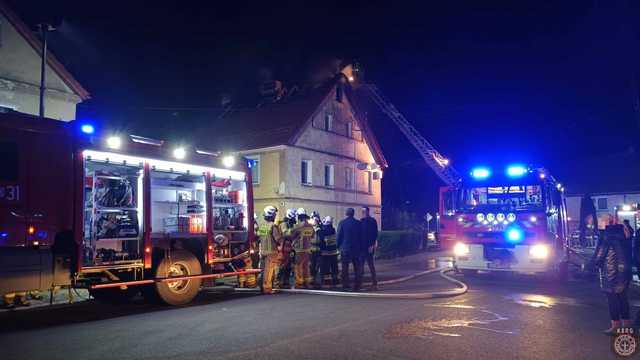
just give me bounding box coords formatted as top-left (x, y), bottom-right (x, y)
top-left (153, 250), bottom-right (202, 306)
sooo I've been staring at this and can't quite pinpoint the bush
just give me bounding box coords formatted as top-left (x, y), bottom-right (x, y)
top-left (376, 231), bottom-right (422, 259)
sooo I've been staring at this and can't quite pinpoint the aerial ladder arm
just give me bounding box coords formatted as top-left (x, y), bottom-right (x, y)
top-left (359, 84), bottom-right (461, 186)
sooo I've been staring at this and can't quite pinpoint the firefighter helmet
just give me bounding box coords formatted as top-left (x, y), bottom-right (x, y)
top-left (296, 208), bottom-right (307, 216)
top-left (322, 216), bottom-right (333, 226)
top-left (263, 206), bottom-right (278, 218)
top-left (286, 208), bottom-right (297, 220)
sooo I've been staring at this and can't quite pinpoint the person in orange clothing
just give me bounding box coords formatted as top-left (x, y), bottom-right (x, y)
top-left (291, 208), bottom-right (315, 288)
top-left (257, 206), bottom-right (283, 294)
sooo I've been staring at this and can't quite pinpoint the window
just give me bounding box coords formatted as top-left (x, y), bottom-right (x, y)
top-left (301, 160), bottom-right (312, 185)
top-left (246, 155), bottom-right (260, 185)
top-left (597, 198), bottom-right (608, 210)
top-left (346, 121), bottom-right (353, 138)
top-left (345, 167), bottom-right (353, 189)
top-left (324, 114), bottom-right (333, 132)
top-left (324, 164), bottom-right (335, 187)
top-left (0, 142), bottom-right (18, 181)
top-left (366, 171), bottom-right (373, 194)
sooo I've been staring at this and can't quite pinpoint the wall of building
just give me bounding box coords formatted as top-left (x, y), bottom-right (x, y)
top-left (0, 13), bottom-right (81, 120)
top-left (566, 193), bottom-right (640, 230)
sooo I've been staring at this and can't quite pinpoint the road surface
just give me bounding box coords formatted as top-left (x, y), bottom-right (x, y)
top-left (0, 253), bottom-right (634, 360)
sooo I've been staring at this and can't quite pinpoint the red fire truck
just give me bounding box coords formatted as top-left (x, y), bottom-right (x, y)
top-left (438, 164), bottom-right (569, 278)
top-left (0, 111), bottom-right (259, 306)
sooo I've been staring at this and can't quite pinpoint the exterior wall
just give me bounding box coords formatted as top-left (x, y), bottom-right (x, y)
top-left (244, 88), bottom-right (384, 229)
top-left (566, 193), bottom-right (640, 230)
top-left (0, 13), bottom-right (81, 120)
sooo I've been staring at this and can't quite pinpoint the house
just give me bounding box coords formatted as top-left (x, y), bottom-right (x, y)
top-left (0, 1), bottom-right (89, 120)
top-left (564, 151), bottom-right (640, 231)
top-left (206, 74), bottom-right (387, 228)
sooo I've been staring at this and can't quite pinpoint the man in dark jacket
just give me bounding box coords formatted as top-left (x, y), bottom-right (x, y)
top-left (360, 206), bottom-right (379, 290)
top-left (337, 208), bottom-right (363, 291)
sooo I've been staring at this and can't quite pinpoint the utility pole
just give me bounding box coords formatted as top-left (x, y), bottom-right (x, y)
top-left (38, 23), bottom-right (52, 118)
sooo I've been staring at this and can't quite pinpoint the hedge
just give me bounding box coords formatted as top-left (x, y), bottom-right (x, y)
top-left (375, 231), bottom-right (422, 259)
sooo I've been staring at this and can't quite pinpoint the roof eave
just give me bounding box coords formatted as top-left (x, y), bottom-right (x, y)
top-left (0, 1), bottom-right (91, 101)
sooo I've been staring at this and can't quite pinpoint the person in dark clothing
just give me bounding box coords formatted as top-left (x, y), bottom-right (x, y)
top-left (337, 208), bottom-right (363, 291)
top-left (590, 223), bottom-right (633, 334)
top-left (316, 216), bottom-right (339, 289)
top-left (360, 206), bottom-right (379, 291)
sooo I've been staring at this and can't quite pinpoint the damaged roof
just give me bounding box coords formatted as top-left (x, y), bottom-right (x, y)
top-left (199, 75), bottom-right (388, 168)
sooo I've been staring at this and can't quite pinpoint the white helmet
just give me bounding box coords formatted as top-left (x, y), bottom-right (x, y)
top-left (322, 216), bottom-right (333, 226)
top-left (296, 208), bottom-right (307, 217)
top-left (263, 205), bottom-right (277, 218)
top-left (286, 209), bottom-right (297, 220)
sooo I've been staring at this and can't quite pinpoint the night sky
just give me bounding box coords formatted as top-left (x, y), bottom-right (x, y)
top-left (8, 0), bottom-right (640, 218)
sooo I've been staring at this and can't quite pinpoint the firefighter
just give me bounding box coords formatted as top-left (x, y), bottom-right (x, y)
top-left (257, 206), bottom-right (283, 294)
top-left (277, 209), bottom-right (297, 288)
top-left (317, 216), bottom-right (339, 289)
top-left (291, 208), bottom-right (315, 288)
top-left (309, 211), bottom-right (322, 288)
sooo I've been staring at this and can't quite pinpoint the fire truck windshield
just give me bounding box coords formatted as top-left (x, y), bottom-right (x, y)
top-left (460, 184), bottom-right (543, 211)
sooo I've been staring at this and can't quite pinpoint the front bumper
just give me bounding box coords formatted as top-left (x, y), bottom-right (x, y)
top-left (454, 244), bottom-right (555, 273)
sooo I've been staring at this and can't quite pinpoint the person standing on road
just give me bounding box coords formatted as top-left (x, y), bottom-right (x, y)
top-left (337, 208), bottom-right (363, 292)
top-left (317, 216), bottom-right (339, 289)
top-left (360, 206), bottom-right (379, 291)
top-left (277, 209), bottom-right (297, 289)
top-left (257, 206), bottom-right (283, 294)
top-left (590, 222), bottom-right (633, 334)
top-left (310, 211), bottom-right (322, 288)
top-left (291, 208), bottom-right (315, 288)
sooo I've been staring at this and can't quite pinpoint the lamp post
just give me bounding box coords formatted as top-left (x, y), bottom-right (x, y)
top-left (38, 23), bottom-right (54, 118)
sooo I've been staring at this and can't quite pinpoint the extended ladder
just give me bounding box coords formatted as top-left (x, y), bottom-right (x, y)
top-left (360, 84), bottom-right (461, 186)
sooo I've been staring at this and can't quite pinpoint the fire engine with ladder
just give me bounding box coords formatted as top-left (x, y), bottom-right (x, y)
top-left (354, 70), bottom-right (569, 279)
top-left (0, 110), bottom-right (260, 307)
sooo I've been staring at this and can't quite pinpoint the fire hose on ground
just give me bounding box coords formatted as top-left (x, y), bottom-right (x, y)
top-left (230, 267), bottom-right (468, 300)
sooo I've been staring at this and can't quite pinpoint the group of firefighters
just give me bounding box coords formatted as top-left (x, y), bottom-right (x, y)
top-left (255, 206), bottom-right (377, 294)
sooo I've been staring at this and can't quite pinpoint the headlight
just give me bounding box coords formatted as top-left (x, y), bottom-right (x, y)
top-left (496, 213), bottom-right (505, 222)
top-left (453, 242), bottom-right (470, 257)
top-left (507, 213), bottom-right (516, 222)
top-left (486, 213), bottom-right (496, 222)
top-left (476, 213), bottom-right (485, 222)
top-left (529, 244), bottom-right (549, 259)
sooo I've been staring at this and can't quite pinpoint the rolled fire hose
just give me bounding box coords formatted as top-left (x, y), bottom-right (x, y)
top-left (227, 267), bottom-right (468, 299)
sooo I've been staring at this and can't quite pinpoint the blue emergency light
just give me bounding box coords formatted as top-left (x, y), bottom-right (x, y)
top-left (80, 124), bottom-right (95, 134)
top-left (506, 165), bottom-right (527, 178)
top-left (471, 167), bottom-right (491, 179)
top-left (506, 227), bottom-right (524, 243)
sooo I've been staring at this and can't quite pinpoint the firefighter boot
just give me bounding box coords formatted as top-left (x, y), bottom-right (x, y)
top-left (15, 292), bottom-right (30, 306)
top-left (2, 293), bottom-right (15, 309)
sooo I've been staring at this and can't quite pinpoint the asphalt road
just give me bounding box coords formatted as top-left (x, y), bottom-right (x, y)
top-left (0, 256), bottom-right (635, 360)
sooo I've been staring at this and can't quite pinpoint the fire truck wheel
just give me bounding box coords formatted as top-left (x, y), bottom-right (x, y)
top-left (153, 250), bottom-right (202, 306)
top-left (90, 288), bottom-right (138, 304)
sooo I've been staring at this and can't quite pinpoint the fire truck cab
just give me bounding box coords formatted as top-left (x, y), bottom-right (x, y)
top-left (0, 111), bottom-right (259, 306)
top-left (439, 164), bottom-right (569, 278)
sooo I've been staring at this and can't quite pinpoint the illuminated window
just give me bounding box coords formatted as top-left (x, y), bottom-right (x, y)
top-left (346, 121), bottom-right (353, 138)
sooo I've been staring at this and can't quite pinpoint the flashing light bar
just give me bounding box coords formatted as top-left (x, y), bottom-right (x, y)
top-left (130, 135), bottom-right (164, 146)
top-left (471, 167), bottom-right (491, 179)
top-left (506, 227), bottom-right (524, 243)
top-left (506, 165), bottom-right (527, 178)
